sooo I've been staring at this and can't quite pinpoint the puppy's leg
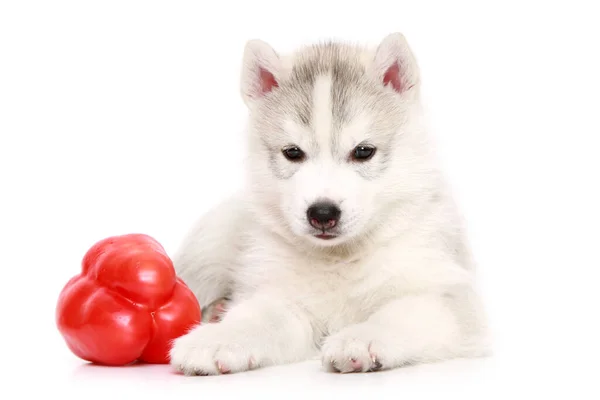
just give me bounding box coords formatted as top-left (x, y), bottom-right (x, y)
top-left (321, 289), bottom-right (488, 373)
top-left (170, 293), bottom-right (316, 375)
top-left (172, 194), bottom-right (250, 320)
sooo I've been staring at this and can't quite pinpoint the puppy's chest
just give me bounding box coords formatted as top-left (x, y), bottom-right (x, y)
top-left (269, 257), bottom-right (402, 333)
top-left (239, 240), bottom-right (440, 332)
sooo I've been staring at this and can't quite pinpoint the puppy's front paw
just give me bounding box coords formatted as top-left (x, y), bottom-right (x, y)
top-left (169, 323), bottom-right (256, 376)
top-left (321, 325), bottom-right (392, 373)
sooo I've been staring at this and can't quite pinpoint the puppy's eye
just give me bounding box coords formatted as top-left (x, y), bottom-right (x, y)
top-left (282, 146), bottom-right (305, 162)
top-left (351, 145), bottom-right (376, 161)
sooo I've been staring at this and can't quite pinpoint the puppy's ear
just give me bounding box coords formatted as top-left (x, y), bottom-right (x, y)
top-left (240, 39), bottom-right (281, 106)
top-left (372, 32), bottom-right (420, 95)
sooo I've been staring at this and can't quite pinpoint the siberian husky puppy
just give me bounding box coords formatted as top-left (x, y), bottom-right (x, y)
top-left (169, 32), bottom-right (490, 375)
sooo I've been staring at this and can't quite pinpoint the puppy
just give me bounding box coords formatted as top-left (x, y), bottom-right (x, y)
top-left (169, 32), bottom-right (490, 375)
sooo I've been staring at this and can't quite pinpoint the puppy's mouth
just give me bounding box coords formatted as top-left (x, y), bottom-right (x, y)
top-left (314, 233), bottom-right (337, 240)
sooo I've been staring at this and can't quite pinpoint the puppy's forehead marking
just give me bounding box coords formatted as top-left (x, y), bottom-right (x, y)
top-left (312, 74), bottom-right (333, 153)
top-left (286, 42), bottom-right (370, 128)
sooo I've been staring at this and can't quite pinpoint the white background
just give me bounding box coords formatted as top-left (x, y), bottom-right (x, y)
top-left (1, 0), bottom-right (599, 398)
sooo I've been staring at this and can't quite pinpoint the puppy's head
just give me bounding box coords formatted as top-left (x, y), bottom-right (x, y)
top-left (241, 33), bottom-right (434, 250)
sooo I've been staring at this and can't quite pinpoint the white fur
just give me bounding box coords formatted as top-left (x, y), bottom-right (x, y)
top-left (170, 32), bottom-right (490, 375)
top-left (312, 74), bottom-right (334, 150)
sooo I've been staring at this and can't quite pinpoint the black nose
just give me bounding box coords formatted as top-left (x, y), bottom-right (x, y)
top-left (307, 202), bottom-right (341, 230)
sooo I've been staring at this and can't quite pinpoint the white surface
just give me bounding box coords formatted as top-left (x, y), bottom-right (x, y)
top-left (26, 346), bottom-right (600, 398)
top-left (40, 354), bottom-right (557, 398)
top-left (1, 1), bottom-right (599, 398)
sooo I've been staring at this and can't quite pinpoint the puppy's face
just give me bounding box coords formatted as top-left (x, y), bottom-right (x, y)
top-left (242, 35), bottom-right (425, 248)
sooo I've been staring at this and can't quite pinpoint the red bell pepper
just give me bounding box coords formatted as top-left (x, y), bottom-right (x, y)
top-left (56, 233), bottom-right (202, 366)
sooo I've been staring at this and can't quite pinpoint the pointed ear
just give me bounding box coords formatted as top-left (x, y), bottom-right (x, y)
top-left (240, 39), bottom-right (281, 106)
top-left (372, 33), bottom-right (420, 95)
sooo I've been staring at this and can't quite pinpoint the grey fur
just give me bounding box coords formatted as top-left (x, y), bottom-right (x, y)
top-left (252, 41), bottom-right (409, 181)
